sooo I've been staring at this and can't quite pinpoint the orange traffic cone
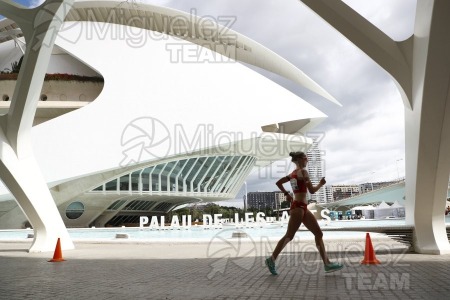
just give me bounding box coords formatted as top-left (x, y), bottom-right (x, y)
top-left (48, 238), bottom-right (65, 262)
top-left (361, 232), bottom-right (380, 264)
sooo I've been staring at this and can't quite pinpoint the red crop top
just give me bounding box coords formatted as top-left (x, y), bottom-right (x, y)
top-left (288, 170), bottom-right (307, 194)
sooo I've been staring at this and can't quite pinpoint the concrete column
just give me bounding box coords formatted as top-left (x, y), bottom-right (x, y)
top-left (0, 0), bottom-right (74, 252)
top-left (300, 0), bottom-right (450, 253)
top-left (404, 0), bottom-right (450, 254)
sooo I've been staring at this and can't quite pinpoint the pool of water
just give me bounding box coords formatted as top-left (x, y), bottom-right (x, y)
top-left (0, 218), bottom-right (413, 241)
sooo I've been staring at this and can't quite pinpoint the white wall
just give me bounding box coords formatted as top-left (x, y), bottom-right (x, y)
top-left (29, 22), bottom-right (326, 186)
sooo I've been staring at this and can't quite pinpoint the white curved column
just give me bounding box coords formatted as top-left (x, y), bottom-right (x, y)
top-left (0, 0), bottom-right (74, 252)
top-left (405, 0), bottom-right (450, 254)
top-left (300, 0), bottom-right (450, 253)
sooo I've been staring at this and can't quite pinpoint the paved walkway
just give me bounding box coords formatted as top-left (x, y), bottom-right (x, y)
top-left (0, 237), bottom-right (449, 299)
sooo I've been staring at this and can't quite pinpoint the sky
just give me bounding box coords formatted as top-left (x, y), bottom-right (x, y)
top-left (12, 0), bottom-right (417, 207)
top-left (12, 0), bottom-right (43, 7)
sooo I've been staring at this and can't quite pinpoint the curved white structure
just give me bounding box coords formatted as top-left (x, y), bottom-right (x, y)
top-left (300, 0), bottom-right (450, 254)
top-left (0, 0), bottom-right (336, 251)
top-left (0, 0), bottom-right (75, 252)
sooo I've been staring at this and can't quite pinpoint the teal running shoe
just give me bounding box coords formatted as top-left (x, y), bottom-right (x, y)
top-left (265, 257), bottom-right (278, 275)
top-left (324, 262), bottom-right (343, 273)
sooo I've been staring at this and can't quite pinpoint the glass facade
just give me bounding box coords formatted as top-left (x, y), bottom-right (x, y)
top-left (92, 155), bottom-right (256, 198)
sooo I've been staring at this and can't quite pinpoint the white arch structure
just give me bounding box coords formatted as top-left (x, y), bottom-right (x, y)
top-left (300, 0), bottom-right (450, 254)
top-left (0, 0), bottom-right (75, 252)
top-left (0, 0), bottom-right (339, 252)
top-left (2, 0), bottom-right (449, 255)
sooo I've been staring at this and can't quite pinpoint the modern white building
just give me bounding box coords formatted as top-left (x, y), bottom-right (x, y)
top-left (0, 0), bottom-right (338, 250)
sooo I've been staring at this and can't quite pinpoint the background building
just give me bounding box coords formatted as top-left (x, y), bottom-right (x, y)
top-left (328, 180), bottom-right (400, 202)
top-left (325, 186), bottom-right (334, 203)
top-left (306, 138), bottom-right (327, 204)
top-left (331, 185), bottom-right (361, 201)
top-left (247, 191), bottom-right (287, 210)
top-left (359, 181), bottom-right (399, 194)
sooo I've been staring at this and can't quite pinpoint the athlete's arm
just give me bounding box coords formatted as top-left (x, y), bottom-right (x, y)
top-left (276, 176), bottom-right (292, 201)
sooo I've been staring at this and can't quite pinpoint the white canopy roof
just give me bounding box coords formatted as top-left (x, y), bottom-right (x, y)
top-left (351, 205), bottom-right (375, 210)
top-left (391, 200), bottom-right (404, 208)
top-left (378, 201), bottom-right (391, 209)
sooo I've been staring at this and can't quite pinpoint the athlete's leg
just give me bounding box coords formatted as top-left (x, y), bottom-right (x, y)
top-left (271, 207), bottom-right (304, 261)
top-left (302, 209), bottom-right (330, 265)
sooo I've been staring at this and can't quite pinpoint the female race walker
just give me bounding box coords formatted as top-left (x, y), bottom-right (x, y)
top-left (265, 151), bottom-right (343, 275)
